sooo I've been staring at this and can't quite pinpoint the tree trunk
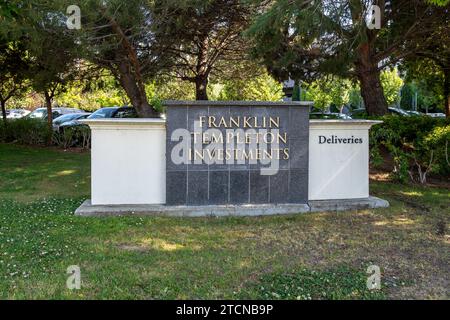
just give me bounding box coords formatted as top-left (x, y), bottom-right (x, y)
top-left (44, 91), bottom-right (53, 145)
top-left (195, 76), bottom-right (209, 100)
top-left (358, 69), bottom-right (389, 116)
top-left (106, 15), bottom-right (159, 118)
top-left (356, 44), bottom-right (388, 116)
top-left (195, 34), bottom-right (209, 101)
top-left (444, 68), bottom-right (450, 118)
top-left (115, 59), bottom-right (159, 118)
top-left (1, 100), bottom-right (6, 123)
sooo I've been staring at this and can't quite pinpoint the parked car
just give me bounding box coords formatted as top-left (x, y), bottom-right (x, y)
top-left (405, 110), bottom-right (423, 116)
top-left (27, 107), bottom-right (82, 120)
top-left (349, 108), bottom-right (367, 118)
top-left (388, 107), bottom-right (410, 116)
top-left (86, 106), bottom-right (120, 119)
top-left (351, 107), bottom-right (411, 118)
top-left (59, 106), bottom-right (137, 130)
top-left (310, 112), bottom-right (352, 120)
top-left (6, 109), bottom-right (31, 119)
top-left (88, 106), bottom-right (138, 119)
top-left (53, 113), bottom-right (91, 131)
top-left (426, 113), bottom-right (446, 118)
top-left (113, 106), bottom-right (138, 118)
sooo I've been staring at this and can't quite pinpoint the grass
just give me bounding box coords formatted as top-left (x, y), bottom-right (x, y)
top-left (0, 144), bottom-right (90, 201)
top-left (0, 143), bottom-right (448, 299)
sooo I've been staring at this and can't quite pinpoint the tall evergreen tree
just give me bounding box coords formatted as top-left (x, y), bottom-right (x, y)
top-left (0, 40), bottom-right (29, 122)
top-left (1, 0), bottom-right (167, 118)
top-left (0, 2), bottom-right (29, 122)
top-left (247, 0), bottom-right (449, 115)
top-left (73, 0), bottom-right (166, 117)
top-left (153, 0), bottom-right (257, 100)
top-left (401, 2), bottom-right (450, 117)
top-left (1, 1), bottom-right (82, 134)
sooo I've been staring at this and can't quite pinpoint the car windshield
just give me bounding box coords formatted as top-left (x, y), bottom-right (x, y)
top-left (390, 108), bottom-right (409, 116)
top-left (28, 109), bottom-right (46, 118)
top-left (88, 108), bottom-right (117, 119)
top-left (54, 114), bottom-right (79, 123)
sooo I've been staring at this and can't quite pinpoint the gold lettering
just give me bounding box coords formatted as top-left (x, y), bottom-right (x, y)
top-left (218, 117), bottom-right (228, 128)
top-left (263, 132), bottom-right (274, 143)
top-left (199, 116), bottom-right (206, 127)
top-left (277, 132), bottom-right (287, 144)
top-left (283, 148), bottom-right (290, 160)
top-left (242, 149), bottom-right (253, 160)
top-left (208, 116), bottom-right (218, 128)
top-left (253, 116), bottom-right (260, 128)
top-left (269, 117), bottom-right (280, 128)
top-left (263, 149), bottom-right (273, 159)
top-left (211, 133), bottom-right (223, 143)
top-left (202, 132), bottom-right (209, 144)
top-left (243, 117), bottom-right (252, 128)
top-left (194, 149), bottom-right (204, 160)
top-left (245, 133), bottom-right (253, 144)
top-left (225, 149), bottom-right (232, 160)
top-left (230, 117), bottom-right (240, 127)
top-left (192, 132), bottom-right (202, 143)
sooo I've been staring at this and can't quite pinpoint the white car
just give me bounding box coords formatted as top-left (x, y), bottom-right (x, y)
top-left (426, 113), bottom-right (446, 118)
top-left (6, 109), bottom-right (31, 119)
top-left (27, 107), bottom-right (82, 120)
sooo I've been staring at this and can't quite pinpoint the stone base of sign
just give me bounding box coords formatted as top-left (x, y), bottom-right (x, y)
top-left (75, 197), bottom-right (389, 217)
top-left (308, 196), bottom-right (389, 212)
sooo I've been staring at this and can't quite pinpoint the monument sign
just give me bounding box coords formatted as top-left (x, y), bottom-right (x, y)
top-left (165, 101), bottom-right (309, 205)
top-left (75, 100), bottom-right (389, 217)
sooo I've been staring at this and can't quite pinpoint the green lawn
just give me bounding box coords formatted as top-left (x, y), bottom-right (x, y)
top-left (0, 143), bottom-right (448, 299)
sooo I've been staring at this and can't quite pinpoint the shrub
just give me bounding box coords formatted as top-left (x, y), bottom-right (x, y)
top-left (52, 127), bottom-right (77, 149)
top-left (72, 126), bottom-right (91, 150)
top-left (0, 118), bottom-right (91, 150)
top-left (370, 116), bottom-right (450, 183)
top-left (0, 118), bottom-right (52, 145)
top-left (52, 126), bottom-right (91, 150)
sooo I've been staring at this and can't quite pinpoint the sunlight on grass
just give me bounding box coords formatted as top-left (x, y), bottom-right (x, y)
top-left (141, 238), bottom-right (186, 251)
top-left (369, 172), bottom-right (391, 181)
top-left (393, 217), bottom-right (415, 225)
top-left (400, 191), bottom-right (424, 197)
top-left (54, 170), bottom-right (77, 177)
top-left (120, 237), bottom-right (201, 252)
top-left (373, 216), bottom-right (416, 227)
top-left (238, 259), bottom-right (252, 268)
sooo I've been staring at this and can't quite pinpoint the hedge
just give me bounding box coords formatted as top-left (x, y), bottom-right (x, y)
top-left (370, 116), bottom-right (450, 183)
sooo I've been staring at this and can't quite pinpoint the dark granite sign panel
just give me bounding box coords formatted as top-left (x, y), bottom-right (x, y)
top-left (165, 101), bottom-right (310, 205)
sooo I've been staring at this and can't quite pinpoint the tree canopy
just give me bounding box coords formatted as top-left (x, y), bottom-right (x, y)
top-left (0, 0), bottom-right (448, 118)
top-left (153, 0), bottom-right (258, 100)
top-left (246, 0), bottom-right (449, 115)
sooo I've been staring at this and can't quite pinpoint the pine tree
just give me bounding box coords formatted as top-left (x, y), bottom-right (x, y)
top-left (247, 0), bottom-right (449, 115)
